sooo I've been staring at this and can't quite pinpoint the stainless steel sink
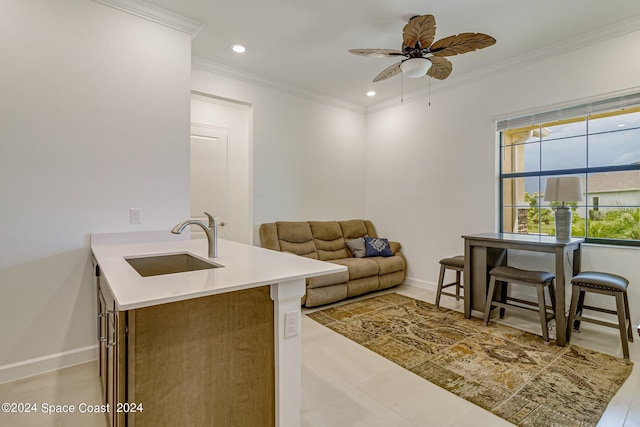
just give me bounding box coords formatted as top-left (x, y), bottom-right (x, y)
top-left (125, 253), bottom-right (223, 277)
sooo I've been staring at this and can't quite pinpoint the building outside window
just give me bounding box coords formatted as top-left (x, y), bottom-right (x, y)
top-left (498, 97), bottom-right (640, 245)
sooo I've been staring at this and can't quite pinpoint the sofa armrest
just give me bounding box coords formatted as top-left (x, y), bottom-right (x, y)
top-left (389, 241), bottom-right (402, 254)
top-left (259, 223), bottom-right (281, 251)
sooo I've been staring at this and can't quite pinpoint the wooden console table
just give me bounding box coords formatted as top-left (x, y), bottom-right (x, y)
top-left (463, 233), bottom-right (583, 346)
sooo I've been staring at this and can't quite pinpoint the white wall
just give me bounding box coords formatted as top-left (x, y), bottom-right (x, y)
top-left (365, 29), bottom-right (640, 326)
top-left (191, 68), bottom-right (368, 243)
top-left (0, 0), bottom-right (192, 381)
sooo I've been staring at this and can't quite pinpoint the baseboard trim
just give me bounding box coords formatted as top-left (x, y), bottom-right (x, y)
top-left (0, 345), bottom-right (98, 384)
top-left (403, 277), bottom-right (437, 291)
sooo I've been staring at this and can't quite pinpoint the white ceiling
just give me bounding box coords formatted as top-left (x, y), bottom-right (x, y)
top-left (144, 0), bottom-right (640, 109)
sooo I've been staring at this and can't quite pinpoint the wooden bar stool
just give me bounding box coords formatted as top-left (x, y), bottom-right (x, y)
top-left (435, 256), bottom-right (464, 308)
top-left (567, 271), bottom-right (633, 359)
top-left (483, 266), bottom-right (556, 344)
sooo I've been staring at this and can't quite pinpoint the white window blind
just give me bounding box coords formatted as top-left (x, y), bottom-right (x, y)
top-left (496, 92), bottom-right (640, 131)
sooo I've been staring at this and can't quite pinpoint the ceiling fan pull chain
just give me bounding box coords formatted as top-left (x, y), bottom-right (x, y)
top-left (401, 72), bottom-right (404, 103)
top-left (428, 77), bottom-right (431, 107)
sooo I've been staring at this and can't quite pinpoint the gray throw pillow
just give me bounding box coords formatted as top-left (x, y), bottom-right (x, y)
top-left (346, 238), bottom-right (366, 258)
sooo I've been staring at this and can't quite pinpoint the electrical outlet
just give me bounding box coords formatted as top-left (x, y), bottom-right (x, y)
top-left (284, 310), bottom-right (299, 338)
top-left (130, 208), bottom-right (141, 224)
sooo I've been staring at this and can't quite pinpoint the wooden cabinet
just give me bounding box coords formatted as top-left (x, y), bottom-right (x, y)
top-left (97, 278), bottom-right (107, 399)
top-left (96, 269), bottom-right (125, 427)
top-left (95, 266), bottom-right (275, 427)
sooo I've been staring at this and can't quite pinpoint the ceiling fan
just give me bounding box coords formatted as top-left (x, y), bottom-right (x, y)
top-left (349, 14), bottom-right (496, 82)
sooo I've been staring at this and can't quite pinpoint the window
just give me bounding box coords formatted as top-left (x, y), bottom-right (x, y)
top-left (498, 97), bottom-right (640, 245)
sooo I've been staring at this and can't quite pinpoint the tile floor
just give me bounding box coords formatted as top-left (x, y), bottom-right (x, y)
top-left (0, 361), bottom-right (106, 426)
top-left (0, 284), bottom-right (638, 426)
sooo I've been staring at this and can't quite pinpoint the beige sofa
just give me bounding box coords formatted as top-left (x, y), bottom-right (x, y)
top-left (259, 220), bottom-right (406, 307)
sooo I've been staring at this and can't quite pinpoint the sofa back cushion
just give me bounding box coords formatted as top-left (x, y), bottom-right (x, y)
top-left (309, 221), bottom-right (349, 261)
top-left (339, 220), bottom-right (378, 240)
top-left (275, 222), bottom-right (318, 259)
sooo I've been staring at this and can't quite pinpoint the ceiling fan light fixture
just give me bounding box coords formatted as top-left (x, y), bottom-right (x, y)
top-left (400, 58), bottom-right (431, 78)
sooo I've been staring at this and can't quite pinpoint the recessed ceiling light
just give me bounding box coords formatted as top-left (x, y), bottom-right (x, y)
top-left (366, 91), bottom-right (376, 97)
top-left (618, 123), bottom-right (626, 128)
top-left (231, 44), bottom-right (246, 53)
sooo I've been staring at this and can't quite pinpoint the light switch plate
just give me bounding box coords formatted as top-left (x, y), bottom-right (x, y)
top-left (130, 208), bottom-right (141, 224)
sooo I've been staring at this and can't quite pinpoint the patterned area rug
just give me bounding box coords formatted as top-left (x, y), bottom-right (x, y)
top-left (307, 293), bottom-right (634, 427)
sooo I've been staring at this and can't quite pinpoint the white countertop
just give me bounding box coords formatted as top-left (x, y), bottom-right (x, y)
top-left (91, 231), bottom-right (346, 310)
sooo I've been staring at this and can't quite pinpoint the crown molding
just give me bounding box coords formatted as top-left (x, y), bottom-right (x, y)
top-left (192, 57), bottom-right (366, 114)
top-left (367, 15), bottom-right (640, 114)
top-left (91, 0), bottom-right (204, 38)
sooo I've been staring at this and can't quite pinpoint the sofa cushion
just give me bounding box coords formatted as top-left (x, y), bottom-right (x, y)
top-left (339, 220), bottom-right (372, 239)
top-left (364, 237), bottom-right (393, 257)
top-left (305, 283), bottom-right (348, 308)
top-left (370, 255), bottom-right (405, 275)
top-left (331, 258), bottom-right (379, 280)
top-left (307, 269), bottom-right (349, 289)
top-left (378, 270), bottom-right (405, 290)
top-left (309, 221), bottom-right (349, 261)
top-left (276, 222), bottom-right (318, 259)
top-left (347, 276), bottom-right (379, 297)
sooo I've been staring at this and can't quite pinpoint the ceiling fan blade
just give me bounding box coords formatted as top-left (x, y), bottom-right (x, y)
top-left (429, 33), bottom-right (496, 57)
top-left (402, 15), bottom-right (436, 50)
top-left (372, 62), bottom-right (402, 82)
top-left (427, 56), bottom-right (453, 80)
top-left (348, 48), bottom-right (405, 57)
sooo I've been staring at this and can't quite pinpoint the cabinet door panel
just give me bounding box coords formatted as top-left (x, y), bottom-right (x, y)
top-left (98, 273), bottom-right (123, 427)
top-left (98, 282), bottom-right (107, 400)
top-left (128, 286), bottom-right (275, 427)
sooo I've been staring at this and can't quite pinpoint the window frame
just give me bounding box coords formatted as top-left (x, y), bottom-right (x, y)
top-left (498, 106), bottom-right (640, 247)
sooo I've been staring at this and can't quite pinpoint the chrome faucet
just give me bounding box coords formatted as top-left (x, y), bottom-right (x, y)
top-left (171, 212), bottom-right (219, 258)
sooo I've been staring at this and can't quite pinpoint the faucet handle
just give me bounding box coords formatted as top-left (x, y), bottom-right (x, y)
top-left (204, 212), bottom-right (215, 228)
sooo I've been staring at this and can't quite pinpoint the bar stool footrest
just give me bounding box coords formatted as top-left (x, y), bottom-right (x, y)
top-left (580, 304), bottom-right (618, 316)
top-left (573, 313), bottom-right (629, 330)
top-left (439, 290), bottom-right (460, 299)
top-left (491, 297), bottom-right (555, 322)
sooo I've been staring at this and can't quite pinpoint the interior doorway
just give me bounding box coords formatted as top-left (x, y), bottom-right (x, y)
top-left (190, 93), bottom-right (252, 244)
top-left (190, 123), bottom-right (229, 239)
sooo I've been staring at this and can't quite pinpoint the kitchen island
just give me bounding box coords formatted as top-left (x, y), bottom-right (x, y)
top-left (91, 231), bottom-right (346, 427)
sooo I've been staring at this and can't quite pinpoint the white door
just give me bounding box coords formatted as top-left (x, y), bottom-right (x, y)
top-left (190, 123), bottom-right (229, 239)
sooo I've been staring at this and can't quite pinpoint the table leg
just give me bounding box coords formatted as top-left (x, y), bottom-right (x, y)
top-left (465, 244), bottom-right (506, 318)
top-left (572, 247), bottom-right (581, 275)
top-left (555, 248), bottom-right (567, 346)
top-left (464, 240), bottom-right (471, 318)
top-left (470, 247), bottom-right (490, 317)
